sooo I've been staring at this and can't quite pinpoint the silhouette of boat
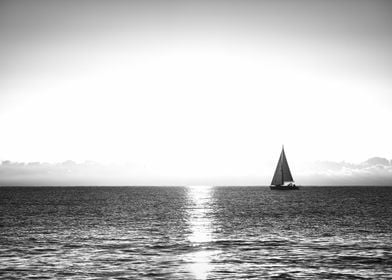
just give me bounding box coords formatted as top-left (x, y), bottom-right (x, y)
top-left (270, 146), bottom-right (299, 190)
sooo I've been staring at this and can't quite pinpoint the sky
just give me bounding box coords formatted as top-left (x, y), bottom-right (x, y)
top-left (0, 0), bottom-right (392, 185)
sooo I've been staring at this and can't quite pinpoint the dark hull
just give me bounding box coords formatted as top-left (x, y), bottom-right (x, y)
top-left (270, 185), bottom-right (299, 190)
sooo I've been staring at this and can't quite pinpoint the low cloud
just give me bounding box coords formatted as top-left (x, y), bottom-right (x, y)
top-left (0, 161), bottom-right (155, 186)
top-left (0, 157), bottom-right (392, 186)
top-left (296, 157), bottom-right (392, 186)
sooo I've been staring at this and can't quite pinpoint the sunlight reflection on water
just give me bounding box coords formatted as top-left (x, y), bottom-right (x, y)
top-left (2, 187), bottom-right (392, 279)
top-left (186, 186), bottom-right (219, 280)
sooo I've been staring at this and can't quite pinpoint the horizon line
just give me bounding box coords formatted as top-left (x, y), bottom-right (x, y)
top-left (1, 185), bottom-right (392, 188)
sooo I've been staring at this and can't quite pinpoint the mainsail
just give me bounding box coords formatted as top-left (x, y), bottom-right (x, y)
top-left (271, 147), bottom-right (294, 186)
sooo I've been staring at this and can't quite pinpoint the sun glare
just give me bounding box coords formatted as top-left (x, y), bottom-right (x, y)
top-left (1, 46), bottom-right (391, 171)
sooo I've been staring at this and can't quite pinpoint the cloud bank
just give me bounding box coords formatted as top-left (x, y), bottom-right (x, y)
top-left (0, 161), bottom-right (153, 186)
top-left (296, 157), bottom-right (392, 186)
top-left (0, 157), bottom-right (391, 186)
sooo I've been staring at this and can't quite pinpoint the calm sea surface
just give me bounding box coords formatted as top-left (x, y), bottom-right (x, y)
top-left (1, 186), bottom-right (392, 279)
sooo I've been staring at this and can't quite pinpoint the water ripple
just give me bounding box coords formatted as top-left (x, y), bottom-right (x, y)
top-left (0, 186), bottom-right (392, 279)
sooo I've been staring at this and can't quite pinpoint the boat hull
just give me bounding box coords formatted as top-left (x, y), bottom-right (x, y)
top-left (270, 185), bottom-right (299, 190)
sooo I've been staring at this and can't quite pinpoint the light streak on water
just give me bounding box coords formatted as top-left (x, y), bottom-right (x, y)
top-left (186, 185), bottom-right (219, 280)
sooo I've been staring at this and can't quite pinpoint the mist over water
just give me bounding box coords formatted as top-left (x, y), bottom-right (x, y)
top-left (1, 186), bottom-right (392, 279)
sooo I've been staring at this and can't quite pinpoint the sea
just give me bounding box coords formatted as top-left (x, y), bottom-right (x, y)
top-left (1, 186), bottom-right (391, 279)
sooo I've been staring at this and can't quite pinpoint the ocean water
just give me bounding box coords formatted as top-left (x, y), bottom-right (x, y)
top-left (1, 186), bottom-right (392, 279)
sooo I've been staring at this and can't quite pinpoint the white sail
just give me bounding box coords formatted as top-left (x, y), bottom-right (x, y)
top-left (271, 147), bottom-right (294, 185)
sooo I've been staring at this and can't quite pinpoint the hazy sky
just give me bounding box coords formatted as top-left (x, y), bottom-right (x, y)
top-left (1, 0), bottom-right (391, 185)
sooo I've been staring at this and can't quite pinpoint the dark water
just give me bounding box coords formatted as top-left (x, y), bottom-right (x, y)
top-left (1, 186), bottom-right (392, 279)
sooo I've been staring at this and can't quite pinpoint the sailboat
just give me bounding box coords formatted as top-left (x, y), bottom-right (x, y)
top-left (270, 146), bottom-right (299, 190)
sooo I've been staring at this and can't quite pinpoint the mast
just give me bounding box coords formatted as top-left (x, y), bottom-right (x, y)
top-left (281, 145), bottom-right (284, 185)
